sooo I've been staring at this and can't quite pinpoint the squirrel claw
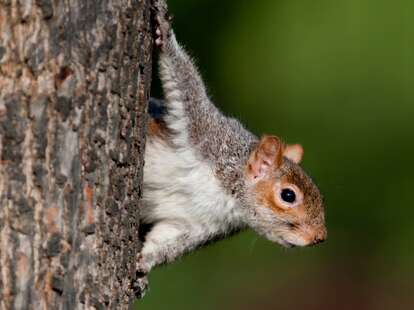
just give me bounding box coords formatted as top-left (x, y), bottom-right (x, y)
top-left (153, 0), bottom-right (171, 50)
top-left (155, 36), bottom-right (163, 47)
top-left (134, 275), bottom-right (149, 299)
top-left (136, 252), bottom-right (152, 274)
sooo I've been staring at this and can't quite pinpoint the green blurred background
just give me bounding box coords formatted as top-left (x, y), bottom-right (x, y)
top-left (136, 0), bottom-right (413, 309)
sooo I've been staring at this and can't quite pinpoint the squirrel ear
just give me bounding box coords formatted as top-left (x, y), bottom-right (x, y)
top-left (283, 144), bottom-right (304, 164)
top-left (247, 135), bottom-right (284, 180)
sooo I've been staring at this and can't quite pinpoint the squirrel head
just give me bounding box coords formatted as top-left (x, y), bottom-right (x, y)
top-left (245, 135), bottom-right (326, 248)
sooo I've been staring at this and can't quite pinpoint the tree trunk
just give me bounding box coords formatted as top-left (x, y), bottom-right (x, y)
top-left (0, 0), bottom-right (152, 308)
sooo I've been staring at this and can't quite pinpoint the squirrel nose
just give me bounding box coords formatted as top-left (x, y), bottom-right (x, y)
top-left (312, 237), bottom-right (325, 245)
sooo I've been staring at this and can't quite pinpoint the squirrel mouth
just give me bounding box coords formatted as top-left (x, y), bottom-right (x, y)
top-left (279, 238), bottom-right (297, 248)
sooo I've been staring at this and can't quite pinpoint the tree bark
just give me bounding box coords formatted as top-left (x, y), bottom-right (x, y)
top-left (0, 0), bottom-right (152, 308)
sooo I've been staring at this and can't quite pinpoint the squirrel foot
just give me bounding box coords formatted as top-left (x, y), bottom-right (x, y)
top-left (153, 0), bottom-right (172, 50)
top-left (155, 27), bottom-right (163, 47)
top-left (136, 252), bottom-right (154, 274)
top-left (134, 275), bottom-right (149, 299)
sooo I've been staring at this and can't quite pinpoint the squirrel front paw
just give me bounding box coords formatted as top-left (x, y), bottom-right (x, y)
top-left (133, 275), bottom-right (149, 299)
top-left (136, 252), bottom-right (153, 274)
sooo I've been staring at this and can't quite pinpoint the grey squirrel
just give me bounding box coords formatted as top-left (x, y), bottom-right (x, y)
top-left (137, 0), bottom-right (326, 274)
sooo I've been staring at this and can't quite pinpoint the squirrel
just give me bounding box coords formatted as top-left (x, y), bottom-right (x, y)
top-left (137, 0), bottom-right (327, 274)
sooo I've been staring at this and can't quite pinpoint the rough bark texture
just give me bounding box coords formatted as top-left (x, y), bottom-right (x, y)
top-left (0, 0), bottom-right (152, 308)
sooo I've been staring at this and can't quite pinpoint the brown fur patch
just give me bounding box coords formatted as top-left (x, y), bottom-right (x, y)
top-left (253, 174), bottom-right (326, 245)
top-left (148, 119), bottom-right (162, 137)
top-left (254, 179), bottom-right (286, 214)
top-left (147, 118), bottom-right (170, 140)
top-left (253, 175), bottom-right (312, 226)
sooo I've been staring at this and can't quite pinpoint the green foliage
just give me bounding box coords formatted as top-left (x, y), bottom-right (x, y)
top-left (137, 0), bottom-right (414, 309)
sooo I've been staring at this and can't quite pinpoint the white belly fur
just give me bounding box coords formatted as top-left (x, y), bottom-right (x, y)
top-left (142, 138), bottom-right (245, 234)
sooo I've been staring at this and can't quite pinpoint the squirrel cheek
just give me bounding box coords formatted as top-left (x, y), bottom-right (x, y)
top-left (252, 180), bottom-right (286, 213)
top-left (252, 180), bottom-right (304, 215)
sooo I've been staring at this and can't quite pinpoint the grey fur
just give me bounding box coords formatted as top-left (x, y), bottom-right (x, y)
top-left (137, 0), bottom-right (326, 274)
top-left (156, 5), bottom-right (258, 199)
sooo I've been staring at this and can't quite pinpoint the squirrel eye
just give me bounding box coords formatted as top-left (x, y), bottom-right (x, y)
top-left (280, 188), bottom-right (296, 203)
